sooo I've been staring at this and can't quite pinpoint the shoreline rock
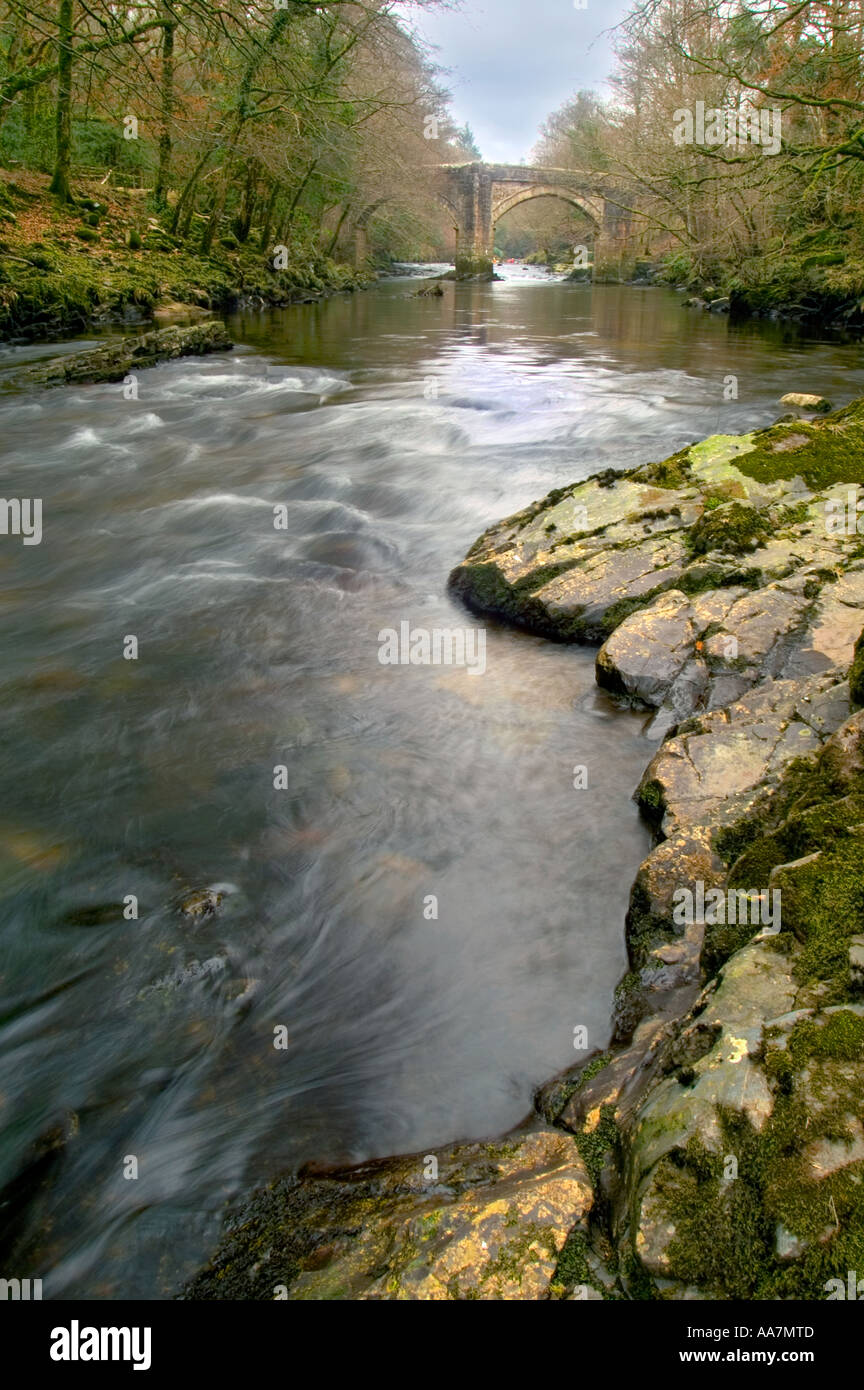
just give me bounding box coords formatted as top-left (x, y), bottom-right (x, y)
top-left (6, 321), bottom-right (234, 388)
top-left (184, 397), bottom-right (864, 1301)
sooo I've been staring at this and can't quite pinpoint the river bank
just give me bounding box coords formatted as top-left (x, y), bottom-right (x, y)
top-left (186, 393), bottom-right (864, 1300)
top-left (0, 170), bottom-right (369, 342)
top-left (653, 238), bottom-right (864, 329)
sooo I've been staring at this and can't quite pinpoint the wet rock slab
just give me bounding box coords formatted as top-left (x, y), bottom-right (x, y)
top-left (183, 1126), bottom-right (593, 1300)
top-left (9, 321), bottom-right (233, 388)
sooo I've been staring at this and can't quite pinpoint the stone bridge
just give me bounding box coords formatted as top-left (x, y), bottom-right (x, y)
top-left (353, 162), bottom-right (632, 279)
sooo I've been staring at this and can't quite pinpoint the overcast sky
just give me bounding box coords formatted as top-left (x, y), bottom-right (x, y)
top-left (397, 0), bottom-right (635, 164)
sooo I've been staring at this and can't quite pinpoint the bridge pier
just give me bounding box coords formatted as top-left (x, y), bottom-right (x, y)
top-left (451, 166), bottom-right (495, 281)
top-left (591, 199), bottom-right (638, 282)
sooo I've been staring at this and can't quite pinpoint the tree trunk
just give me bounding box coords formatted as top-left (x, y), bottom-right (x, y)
top-left (258, 181), bottom-right (280, 250)
top-left (200, 163), bottom-right (232, 254)
top-left (170, 146), bottom-right (215, 235)
top-left (154, 8), bottom-right (175, 207)
top-left (280, 158), bottom-right (319, 240)
top-left (326, 202), bottom-right (352, 258)
top-left (49, 0), bottom-right (75, 202)
top-left (235, 161), bottom-right (259, 242)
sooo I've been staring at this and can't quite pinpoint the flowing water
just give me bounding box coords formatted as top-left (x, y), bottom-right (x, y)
top-left (2, 271), bottom-right (864, 1298)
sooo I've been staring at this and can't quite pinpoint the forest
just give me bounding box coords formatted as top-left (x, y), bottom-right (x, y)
top-left (0, 0), bottom-right (476, 335)
top-left (3, 1), bottom-right (864, 329)
top-left (535, 0), bottom-right (864, 320)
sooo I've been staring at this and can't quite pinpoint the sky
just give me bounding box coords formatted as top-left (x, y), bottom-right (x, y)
top-left (396, 0), bottom-right (636, 164)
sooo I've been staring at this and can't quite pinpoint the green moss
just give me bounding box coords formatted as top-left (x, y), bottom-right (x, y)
top-left (636, 776), bottom-right (665, 828)
top-left (418, 1209), bottom-right (443, 1240)
top-left (741, 1064), bottom-right (864, 1296)
top-left (551, 1228), bottom-right (593, 1296)
top-left (656, 1136), bottom-right (771, 1299)
top-left (595, 588), bottom-right (666, 640)
top-left (731, 795), bottom-right (864, 888)
top-left (714, 755), bottom-right (830, 867)
top-left (578, 1051), bottom-right (613, 1090)
top-left (776, 501), bottom-right (811, 527)
top-left (767, 1010), bottom-right (864, 1076)
top-left (535, 1051), bottom-right (613, 1122)
top-left (650, 1091), bottom-right (864, 1299)
top-left (707, 743), bottom-right (864, 982)
top-left (613, 969), bottom-right (648, 1037)
top-left (772, 838), bottom-right (864, 984)
top-left (732, 400), bottom-right (864, 489)
top-left (686, 500), bottom-right (770, 558)
top-left (701, 917), bottom-right (766, 981)
top-left (454, 253), bottom-right (494, 281)
top-left (0, 206), bottom-right (366, 340)
top-left (637, 448), bottom-right (693, 488)
top-left (575, 1105), bottom-right (620, 1186)
top-left (479, 1222), bottom-right (559, 1287)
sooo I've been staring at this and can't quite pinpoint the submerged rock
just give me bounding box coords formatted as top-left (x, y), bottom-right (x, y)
top-left (178, 887), bottom-right (223, 919)
top-left (0, 1113), bottom-right (78, 1267)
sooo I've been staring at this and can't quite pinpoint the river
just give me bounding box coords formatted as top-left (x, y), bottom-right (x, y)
top-left (2, 271), bottom-right (864, 1298)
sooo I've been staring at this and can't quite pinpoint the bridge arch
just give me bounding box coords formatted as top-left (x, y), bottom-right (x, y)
top-left (352, 192), bottom-right (462, 268)
top-left (491, 185), bottom-right (603, 230)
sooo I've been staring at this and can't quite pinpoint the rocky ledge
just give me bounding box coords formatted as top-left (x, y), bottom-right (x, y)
top-left (185, 399), bottom-right (864, 1301)
top-left (7, 320), bottom-right (233, 388)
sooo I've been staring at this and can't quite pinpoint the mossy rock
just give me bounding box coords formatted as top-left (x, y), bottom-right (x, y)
top-left (735, 399), bottom-right (864, 489)
top-left (686, 500), bottom-right (769, 557)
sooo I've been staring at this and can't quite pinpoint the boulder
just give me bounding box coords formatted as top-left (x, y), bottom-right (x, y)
top-left (779, 393), bottom-right (832, 413)
top-left (636, 671), bottom-right (846, 837)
